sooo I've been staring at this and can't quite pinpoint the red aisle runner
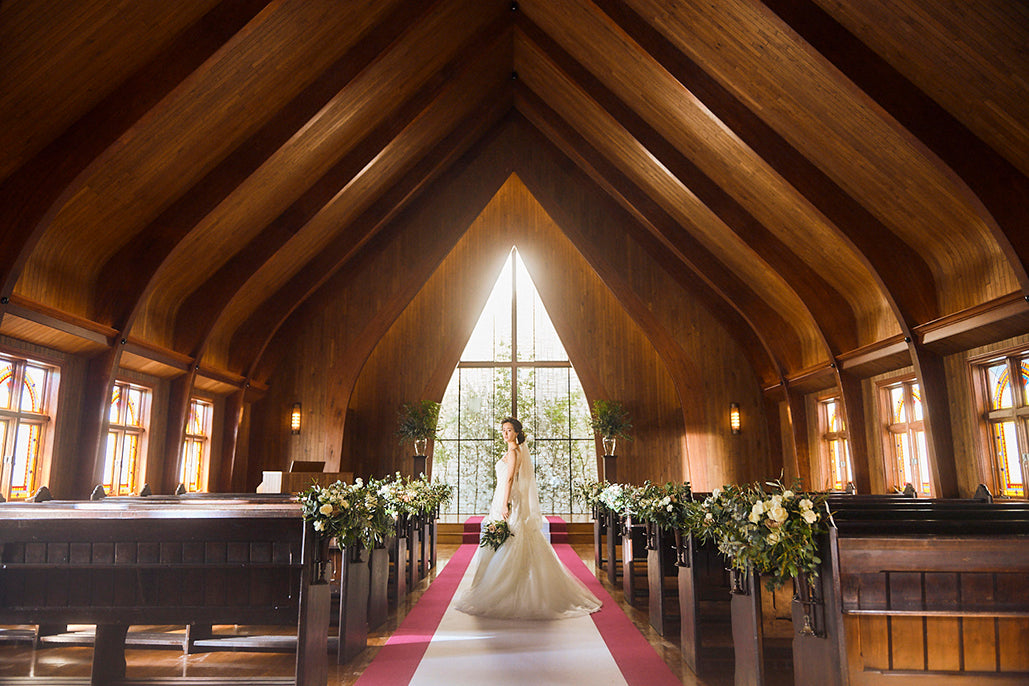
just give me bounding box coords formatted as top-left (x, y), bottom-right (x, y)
top-left (356, 526), bottom-right (682, 686)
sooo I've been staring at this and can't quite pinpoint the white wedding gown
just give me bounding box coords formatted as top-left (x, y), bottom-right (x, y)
top-left (454, 445), bottom-right (602, 620)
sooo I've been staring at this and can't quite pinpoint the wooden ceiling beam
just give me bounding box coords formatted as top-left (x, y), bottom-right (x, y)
top-left (518, 17), bottom-right (859, 355)
top-left (592, 0), bottom-right (939, 329)
top-left (514, 84), bottom-right (801, 376)
top-left (762, 0), bottom-right (1029, 295)
top-left (237, 88), bottom-right (515, 377)
top-left (93, 0), bottom-right (436, 330)
top-left (0, 0), bottom-right (272, 307)
top-left (173, 15), bottom-right (514, 355)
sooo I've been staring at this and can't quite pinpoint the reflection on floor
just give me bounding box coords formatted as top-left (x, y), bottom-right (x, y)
top-left (0, 544), bottom-right (729, 686)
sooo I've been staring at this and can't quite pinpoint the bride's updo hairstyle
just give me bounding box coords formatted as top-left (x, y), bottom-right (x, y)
top-left (500, 417), bottom-right (526, 445)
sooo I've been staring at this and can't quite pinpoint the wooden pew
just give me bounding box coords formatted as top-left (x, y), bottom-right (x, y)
top-left (676, 531), bottom-right (734, 675)
top-left (621, 516), bottom-right (649, 608)
top-left (646, 523), bottom-right (679, 636)
top-left (793, 500), bottom-right (1029, 686)
top-left (605, 508), bottom-right (623, 586)
top-left (0, 500), bottom-right (330, 686)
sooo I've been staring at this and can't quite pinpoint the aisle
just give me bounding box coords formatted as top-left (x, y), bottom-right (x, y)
top-left (356, 538), bottom-right (682, 686)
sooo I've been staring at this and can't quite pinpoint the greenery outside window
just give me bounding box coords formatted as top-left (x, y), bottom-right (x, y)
top-left (979, 353), bottom-right (1029, 498)
top-left (819, 396), bottom-right (853, 491)
top-left (881, 378), bottom-right (931, 495)
top-left (103, 381), bottom-right (150, 496)
top-left (435, 248), bottom-right (596, 516)
top-left (180, 398), bottom-right (212, 493)
top-left (0, 354), bottom-right (58, 500)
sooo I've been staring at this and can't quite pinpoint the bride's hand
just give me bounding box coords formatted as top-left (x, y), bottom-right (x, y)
top-left (501, 502), bottom-right (509, 519)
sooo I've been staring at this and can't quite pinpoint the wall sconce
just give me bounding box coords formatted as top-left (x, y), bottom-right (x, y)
top-left (290, 402), bottom-right (302, 434)
top-left (729, 402), bottom-right (741, 435)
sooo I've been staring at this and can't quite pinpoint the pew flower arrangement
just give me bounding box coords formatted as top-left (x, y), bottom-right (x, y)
top-left (687, 480), bottom-right (829, 591)
top-left (598, 482), bottom-right (634, 517)
top-left (632, 481), bottom-right (693, 529)
top-left (299, 478), bottom-right (395, 551)
top-left (574, 479), bottom-right (611, 512)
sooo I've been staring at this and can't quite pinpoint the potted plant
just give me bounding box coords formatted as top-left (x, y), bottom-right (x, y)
top-left (396, 400), bottom-right (441, 458)
top-left (590, 399), bottom-right (633, 456)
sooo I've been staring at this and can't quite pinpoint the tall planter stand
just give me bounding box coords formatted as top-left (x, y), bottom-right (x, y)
top-left (337, 543), bottom-right (370, 665)
top-left (647, 522), bottom-right (679, 636)
top-left (367, 543), bottom-right (389, 631)
top-left (419, 513), bottom-right (430, 579)
top-left (621, 516), bottom-right (649, 608)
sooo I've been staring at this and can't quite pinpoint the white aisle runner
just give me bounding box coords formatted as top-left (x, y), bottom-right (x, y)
top-left (408, 558), bottom-right (630, 686)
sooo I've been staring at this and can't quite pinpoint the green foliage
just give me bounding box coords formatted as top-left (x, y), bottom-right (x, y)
top-left (479, 518), bottom-right (513, 550)
top-left (396, 400), bottom-right (441, 442)
top-left (688, 480), bottom-right (829, 591)
top-left (589, 399), bottom-right (633, 440)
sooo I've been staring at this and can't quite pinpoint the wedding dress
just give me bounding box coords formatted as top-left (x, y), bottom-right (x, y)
top-left (454, 443), bottom-right (602, 620)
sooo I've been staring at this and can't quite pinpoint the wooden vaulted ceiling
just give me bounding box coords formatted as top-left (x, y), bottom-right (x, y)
top-left (1, 0), bottom-right (1028, 397)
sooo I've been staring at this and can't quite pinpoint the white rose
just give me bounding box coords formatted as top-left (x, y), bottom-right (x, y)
top-left (769, 505), bottom-right (788, 523)
top-left (800, 498), bottom-right (813, 511)
top-left (770, 495), bottom-right (783, 506)
top-left (712, 487), bottom-right (722, 498)
top-left (748, 510), bottom-right (761, 524)
top-left (767, 531), bottom-right (781, 544)
top-left (802, 509), bottom-right (818, 524)
top-left (319, 503), bottom-right (334, 516)
top-left (782, 490), bottom-right (794, 499)
top-left (313, 520), bottom-right (325, 532)
top-left (751, 500), bottom-right (765, 515)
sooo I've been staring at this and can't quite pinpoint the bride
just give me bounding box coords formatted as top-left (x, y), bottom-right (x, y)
top-left (454, 417), bottom-right (602, 619)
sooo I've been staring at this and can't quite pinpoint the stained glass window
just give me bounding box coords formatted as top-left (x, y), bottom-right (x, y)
top-left (981, 355), bottom-right (1028, 498)
top-left (103, 382), bottom-right (150, 496)
top-left (437, 248), bottom-right (596, 516)
top-left (820, 398), bottom-right (852, 491)
top-left (0, 354), bottom-right (57, 500)
top-left (180, 398), bottom-right (212, 493)
top-left (883, 379), bottom-right (931, 496)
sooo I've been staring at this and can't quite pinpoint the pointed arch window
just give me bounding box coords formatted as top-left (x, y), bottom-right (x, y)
top-left (819, 396), bottom-right (853, 491)
top-left (435, 248), bottom-right (596, 516)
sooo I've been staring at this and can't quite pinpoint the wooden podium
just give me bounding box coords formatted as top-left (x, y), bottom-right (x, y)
top-left (257, 470), bottom-right (353, 494)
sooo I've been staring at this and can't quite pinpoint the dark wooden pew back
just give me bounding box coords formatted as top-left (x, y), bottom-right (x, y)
top-left (793, 500), bottom-right (1029, 686)
top-left (0, 500), bottom-right (328, 685)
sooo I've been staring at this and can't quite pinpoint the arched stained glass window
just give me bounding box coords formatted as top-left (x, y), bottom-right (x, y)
top-left (103, 382), bottom-right (150, 496)
top-left (820, 397), bottom-right (852, 491)
top-left (180, 398), bottom-right (212, 493)
top-left (0, 355), bottom-right (57, 500)
top-left (883, 379), bottom-right (931, 496)
top-left (980, 355), bottom-right (1029, 498)
top-left (435, 248), bottom-right (596, 516)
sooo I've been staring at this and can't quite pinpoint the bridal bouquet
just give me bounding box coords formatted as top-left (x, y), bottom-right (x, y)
top-left (479, 518), bottom-right (513, 551)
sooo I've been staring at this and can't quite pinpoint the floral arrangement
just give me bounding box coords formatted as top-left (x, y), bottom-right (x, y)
top-left (299, 477), bottom-right (394, 551)
top-left (631, 481), bottom-right (693, 529)
top-left (479, 518), bottom-right (513, 551)
top-left (574, 479), bottom-right (611, 511)
top-left (687, 480), bottom-right (828, 590)
top-left (378, 472), bottom-right (452, 518)
top-left (598, 482), bottom-right (633, 516)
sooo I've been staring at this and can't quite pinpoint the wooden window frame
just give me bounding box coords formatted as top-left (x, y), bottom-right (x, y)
top-left (817, 394), bottom-right (853, 491)
top-left (180, 397), bottom-right (213, 493)
top-left (877, 376), bottom-right (932, 496)
top-left (103, 380), bottom-right (151, 496)
top-left (0, 352), bottom-right (60, 501)
top-left (970, 347), bottom-right (1029, 499)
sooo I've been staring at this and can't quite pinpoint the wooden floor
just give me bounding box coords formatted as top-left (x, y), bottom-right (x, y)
top-left (0, 544), bottom-right (727, 685)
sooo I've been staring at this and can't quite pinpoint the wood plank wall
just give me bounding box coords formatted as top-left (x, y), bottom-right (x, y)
top-left (248, 119), bottom-right (773, 490)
